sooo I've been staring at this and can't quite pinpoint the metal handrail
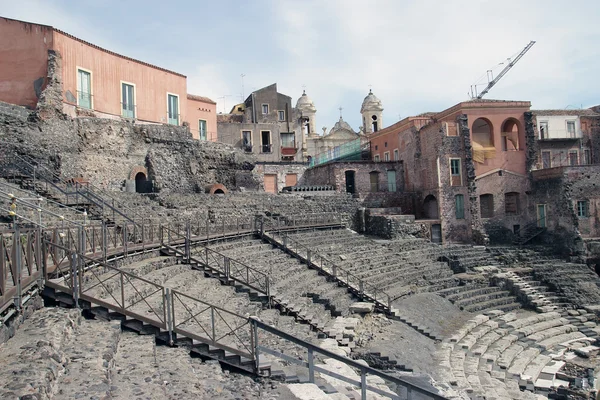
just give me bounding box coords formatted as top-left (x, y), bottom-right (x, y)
top-left (0, 149), bottom-right (142, 225)
top-left (0, 181), bottom-right (89, 217)
top-left (0, 191), bottom-right (88, 228)
top-left (252, 318), bottom-right (446, 399)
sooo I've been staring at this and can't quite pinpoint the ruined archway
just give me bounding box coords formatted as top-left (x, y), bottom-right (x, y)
top-left (135, 172), bottom-right (148, 193)
top-left (501, 118), bottom-right (522, 151)
top-left (471, 118), bottom-right (494, 163)
top-left (423, 195), bottom-right (439, 219)
top-left (205, 183), bottom-right (228, 195)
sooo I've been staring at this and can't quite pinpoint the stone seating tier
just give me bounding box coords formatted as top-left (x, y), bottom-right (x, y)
top-left (437, 310), bottom-right (595, 398)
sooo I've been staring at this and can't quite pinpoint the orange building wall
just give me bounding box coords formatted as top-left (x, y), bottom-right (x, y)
top-left (369, 117), bottom-right (431, 161)
top-left (440, 104), bottom-right (529, 176)
top-left (186, 97), bottom-right (217, 141)
top-left (53, 31), bottom-right (188, 124)
top-left (0, 18), bottom-right (53, 108)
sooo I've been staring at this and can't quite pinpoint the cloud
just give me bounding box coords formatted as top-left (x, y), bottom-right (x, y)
top-left (2, 0), bottom-right (599, 130)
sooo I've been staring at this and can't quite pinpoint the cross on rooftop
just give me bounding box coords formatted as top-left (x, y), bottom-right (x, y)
top-left (339, 107), bottom-right (343, 118)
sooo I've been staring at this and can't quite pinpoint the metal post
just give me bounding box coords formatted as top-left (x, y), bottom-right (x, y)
top-left (283, 235), bottom-right (288, 250)
top-left (102, 222), bottom-right (107, 264)
top-left (222, 219), bottom-right (225, 237)
top-left (211, 307), bottom-right (216, 340)
top-left (123, 224), bottom-right (128, 258)
top-left (308, 348), bottom-right (315, 383)
top-left (252, 319), bottom-right (260, 373)
top-left (359, 280), bottom-right (364, 296)
top-left (307, 249), bottom-right (311, 264)
top-left (360, 368), bottom-right (367, 400)
top-left (13, 225), bottom-right (22, 310)
top-left (71, 253), bottom-right (79, 308)
top-left (406, 385), bottom-right (412, 400)
top-left (185, 221), bottom-right (191, 263)
top-left (332, 263), bottom-right (337, 277)
top-left (224, 257), bottom-right (230, 280)
top-left (165, 288), bottom-right (173, 345)
top-left (206, 219), bottom-right (209, 242)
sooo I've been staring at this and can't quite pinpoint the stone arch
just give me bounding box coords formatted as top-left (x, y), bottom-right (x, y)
top-left (500, 118), bottom-right (522, 151)
top-left (135, 172), bottom-right (148, 193)
top-left (129, 165), bottom-right (148, 181)
top-left (423, 194), bottom-right (439, 219)
top-left (472, 118), bottom-right (495, 164)
top-left (205, 183), bottom-right (228, 195)
top-left (472, 118), bottom-right (494, 146)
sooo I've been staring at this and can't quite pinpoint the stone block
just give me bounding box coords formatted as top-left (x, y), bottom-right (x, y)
top-left (349, 302), bottom-right (374, 314)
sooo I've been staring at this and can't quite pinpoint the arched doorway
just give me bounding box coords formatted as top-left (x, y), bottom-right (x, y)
top-left (345, 171), bottom-right (356, 194)
top-left (205, 183), bottom-right (228, 195)
top-left (423, 195), bottom-right (439, 219)
top-left (135, 172), bottom-right (148, 193)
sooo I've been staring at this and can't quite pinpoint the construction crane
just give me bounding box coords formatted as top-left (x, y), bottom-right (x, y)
top-left (470, 40), bottom-right (536, 99)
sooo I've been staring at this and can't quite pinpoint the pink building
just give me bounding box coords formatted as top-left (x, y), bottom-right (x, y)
top-left (0, 16), bottom-right (216, 140)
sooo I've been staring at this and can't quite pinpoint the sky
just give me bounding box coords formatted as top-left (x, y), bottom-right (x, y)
top-left (2, 0), bottom-right (600, 131)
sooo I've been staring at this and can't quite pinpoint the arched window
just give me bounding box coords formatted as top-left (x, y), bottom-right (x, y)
top-left (472, 118), bottom-right (494, 163)
top-left (501, 118), bottom-right (521, 151)
top-left (423, 195), bottom-right (439, 219)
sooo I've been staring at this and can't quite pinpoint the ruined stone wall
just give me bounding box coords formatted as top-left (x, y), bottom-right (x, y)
top-left (530, 165), bottom-right (600, 253)
top-left (0, 49), bottom-right (258, 194)
top-left (364, 213), bottom-right (430, 240)
top-left (300, 161), bottom-right (404, 194)
top-left (252, 162), bottom-right (308, 192)
top-left (582, 115), bottom-right (600, 164)
top-left (476, 171), bottom-right (531, 244)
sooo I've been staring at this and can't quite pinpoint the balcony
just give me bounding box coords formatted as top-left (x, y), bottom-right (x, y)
top-left (281, 146), bottom-right (298, 156)
top-left (538, 128), bottom-right (582, 141)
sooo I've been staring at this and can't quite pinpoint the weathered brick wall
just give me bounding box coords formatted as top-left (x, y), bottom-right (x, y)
top-left (365, 213), bottom-right (430, 239)
top-left (252, 162), bottom-right (308, 192)
top-left (300, 161), bottom-right (404, 194)
top-left (531, 165), bottom-right (600, 252)
top-left (476, 171), bottom-right (531, 243)
top-left (0, 50), bottom-right (259, 194)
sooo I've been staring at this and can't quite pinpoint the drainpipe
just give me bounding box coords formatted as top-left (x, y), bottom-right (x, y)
top-left (252, 93), bottom-right (257, 124)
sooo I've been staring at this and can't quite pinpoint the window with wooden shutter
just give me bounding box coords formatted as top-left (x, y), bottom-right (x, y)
top-left (455, 194), bottom-right (465, 219)
top-left (504, 192), bottom-right (519, 215)
top-left (450, 159), bottom-right (461, 186)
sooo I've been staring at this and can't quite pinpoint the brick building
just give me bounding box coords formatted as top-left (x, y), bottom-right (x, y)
top-left (531, 109), bottom-right (599, 169)
top-left (368, 99), bottom-right (534, 244)
top-left (218, 84), bottom-right (303, 163)
top-left (0, 16), bottom-right (216, 141)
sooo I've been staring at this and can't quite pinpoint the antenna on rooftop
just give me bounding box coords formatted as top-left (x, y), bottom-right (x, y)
top-left (469, 41), bottom-right (536, 99)
top-left (240, 74), bottom-right (246, 101)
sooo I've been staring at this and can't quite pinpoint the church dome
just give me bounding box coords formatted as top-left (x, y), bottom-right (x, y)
top-left (296, 90), bottom-right (316, 113)
top-left (360, 89), bottom-right (383, 113)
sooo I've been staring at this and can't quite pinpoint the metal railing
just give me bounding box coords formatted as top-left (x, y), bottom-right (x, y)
top-left (252, 318), bottom-right (446, 400)
top-left (0, 148), bottom-right (145, 226)
top-left (309, 138), bottom-right (369, 167)
top-left (0, 227), bottom-right (44, 313)
top-left (263, 227), bottom-right (392, 311)
top-left (41, 235), bottom-right (444, 399)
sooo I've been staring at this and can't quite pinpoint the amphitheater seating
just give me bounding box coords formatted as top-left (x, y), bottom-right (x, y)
top-left (286, 229), bottom-right (458, 301)
top-left (436, 284), bottom-right (522, 314)
top-left (435, 309), bottom-right (598, 398)
top-left (201, 237), bottom-right (358, 344)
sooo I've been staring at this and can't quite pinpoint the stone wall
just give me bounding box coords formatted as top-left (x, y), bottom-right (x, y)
top-left (300, 160), bottom-right (404, 194)
top-left (0, 50), bottom-right (259, 194)
top-left (531, 165), bottom-right (600, 253)
top-left (252, 162), bottom-right (309, 192)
